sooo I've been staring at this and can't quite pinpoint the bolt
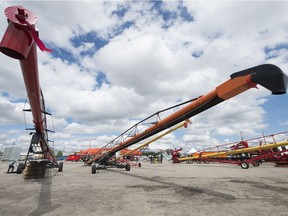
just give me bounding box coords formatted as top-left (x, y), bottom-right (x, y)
top-left (17, 6), bottom-right (25, 16)
top-left (15, 6), bottom-right (28, 22)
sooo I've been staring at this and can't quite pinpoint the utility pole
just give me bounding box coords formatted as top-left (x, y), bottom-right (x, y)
top-left (240, 131), bottom-right (244, 141)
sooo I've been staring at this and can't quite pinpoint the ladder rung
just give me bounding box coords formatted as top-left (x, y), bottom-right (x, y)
top-left (26, 128), bottom-right (35, 131)
top-left (43, 111), bottom-right (52, 115)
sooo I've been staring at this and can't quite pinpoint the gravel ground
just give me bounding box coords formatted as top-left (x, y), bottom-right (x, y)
top-left (0, 161), bottom-right (287, 216)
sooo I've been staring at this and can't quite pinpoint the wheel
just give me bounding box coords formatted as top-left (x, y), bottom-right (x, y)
top-left (252, 161), bottom-right (260, 167)
top-left (138, 162), bottom-right (141, 168)
top-left (203, 160), bottom-right (210, 164)
top-left (240, 162), bottom-right (249, 169)
top-left (16, 163), bottom-right (25, 174)
top-left (58, 162), bottom-right (64, 172)
top-left (125, 163), bottom-right (131, 171)
top-left (92, 164), bottom-right (97, 174)
top-left (196, 160), bottom-right (201, 164)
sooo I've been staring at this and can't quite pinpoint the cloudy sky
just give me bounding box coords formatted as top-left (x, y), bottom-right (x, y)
top-left (0, 1), bottom-right (287, 154)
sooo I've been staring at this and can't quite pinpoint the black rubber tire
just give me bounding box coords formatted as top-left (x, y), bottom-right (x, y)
top-left (240, 162), bottom-right (249, 169)
top-left (16, 163), bottom-right (24, 174)
top-left (252, 161), bottom-right (260, 167)
top-left (92, 165), bottom-right (97, 174)
top-left (138, 163), bottom-right (141, 168)
top-left (196, 160), bottom-right (201, 164)
top-left (58, 162), bottom-right (64, 172)
top-left (203, 160), bottom-right (210, 164)
top-left (125, 163), bottom-right (131, 171)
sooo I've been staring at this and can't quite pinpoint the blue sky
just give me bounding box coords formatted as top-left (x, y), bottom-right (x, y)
top-left (0, 1), bottom-right (287, 154)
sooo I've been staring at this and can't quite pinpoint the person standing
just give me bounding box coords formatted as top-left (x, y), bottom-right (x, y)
top-left (148, 155), bottom-right (153, 164)
top-left (159, 154), bottom-right (163, 163)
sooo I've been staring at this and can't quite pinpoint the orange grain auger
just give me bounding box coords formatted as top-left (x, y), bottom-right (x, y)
top-left (88, 64), bottom-right (287, 174)
top-left (0, 5), bottom-right (63, 178)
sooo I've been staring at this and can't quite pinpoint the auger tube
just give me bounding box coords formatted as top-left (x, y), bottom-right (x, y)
top-left (0, 5), bottom-right (59, 175)
top-left (88, 64), bottom-right (287, 165)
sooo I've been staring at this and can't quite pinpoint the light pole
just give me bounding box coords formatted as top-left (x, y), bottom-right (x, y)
top-left (86, 139), bottom-right (95, 149)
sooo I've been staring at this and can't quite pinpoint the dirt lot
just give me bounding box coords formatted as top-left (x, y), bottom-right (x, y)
top-left (0, 161), bottom-right (287, 216)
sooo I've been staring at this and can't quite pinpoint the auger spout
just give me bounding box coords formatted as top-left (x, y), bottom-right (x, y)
top-left (231, 64), bottom-right (287, 95)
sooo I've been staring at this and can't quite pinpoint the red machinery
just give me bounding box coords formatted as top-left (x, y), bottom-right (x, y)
top-left (66, 154), bottom-right (85, 162)
top-left (87, 63), bottom-right (287, 173)
top-left (230, 141), bottom-right (249, 150)
top-left (0, 6), bottom-right (62, 178)
top-left (171, 148), bottom-right (183, 163)
top-left (178, 131), bottom-right (288, 169)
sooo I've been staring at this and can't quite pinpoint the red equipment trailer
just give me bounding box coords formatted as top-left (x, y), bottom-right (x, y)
top-left (0, 6), bottom-right (62, 178)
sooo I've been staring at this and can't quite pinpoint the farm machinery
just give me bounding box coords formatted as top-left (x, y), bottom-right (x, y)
top-left (110, 120), bottom-right (192, 168)
top-left (1, 5), bottom-right (287, 176)
top-left (171, 148), bottom-right (183, 163)
top-left (85, 63), bottom-right (287, 173)
top-left (0, 6), bottom-right (63, 178)
top-left (176, 131), bottom-right (288, 169)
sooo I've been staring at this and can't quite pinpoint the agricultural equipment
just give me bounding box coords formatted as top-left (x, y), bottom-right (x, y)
top-left (86, 120), bottom-right (191, 173)
top-left (86, 63), bottom-right (287, 173)
top-left (110, 120), bottom-right (191, 168)
top-left (66, 154), bottom-right (84, 162)
top-left (171, 148), bottom-right (183, 163)
top-left (0, 5), bottom-right (62, 178)
top-left (177, 131), bottom-right (288, 169)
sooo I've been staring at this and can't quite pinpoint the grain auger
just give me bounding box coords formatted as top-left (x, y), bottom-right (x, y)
top-left (0, 5), bottom-right (63, 179)
top-left (87, 64), bottom-right (287, 174)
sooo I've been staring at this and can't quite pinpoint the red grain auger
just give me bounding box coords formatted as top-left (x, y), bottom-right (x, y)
top-left (0, 5), bottom-right (63, 178)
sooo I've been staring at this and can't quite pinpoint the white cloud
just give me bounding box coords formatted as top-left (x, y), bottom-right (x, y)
top-left (0, 1), bottom-right (287, 154)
